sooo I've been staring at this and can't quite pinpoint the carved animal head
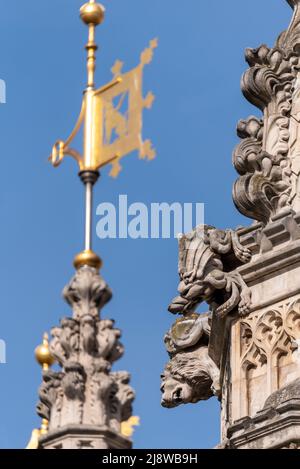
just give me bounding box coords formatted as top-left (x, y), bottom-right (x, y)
top-left (112, 371), bottom-right (135, 421)
top-left (160, 351), bottom-right (214, 408)
top-left (169, 226), bottom-right (223, 315)
top-left (169, 226), bottom-right (251, 318)
top-left (62, 362), bottom-right (86, 401)
top-left (36, 370), bottom-right (63, 420)
top-left (168, 225), bottom-right (251, 317)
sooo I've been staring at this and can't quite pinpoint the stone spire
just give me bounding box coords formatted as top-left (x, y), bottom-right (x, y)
top-left (161, 0), bottom-right (300, 449)
top-left (37, 266), bottom-right (135, 449)
top-left (35, 1), bottom-right (138, 448)
top-left (35, 0), bottom-right (156, 449)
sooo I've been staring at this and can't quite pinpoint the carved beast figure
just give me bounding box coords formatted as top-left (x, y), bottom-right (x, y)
top-left (111, 371), bottom-right (135, 422)
top-left (36, 369), bottom-right (63, 421)
top-left (161, 350), bottom-right (219, 408)
top-left (169, 225), bottom-right (251, 319)
top-left (62, 362), bottom-right (86, 401)
top-left (161, 313), bottom-right (220, 408)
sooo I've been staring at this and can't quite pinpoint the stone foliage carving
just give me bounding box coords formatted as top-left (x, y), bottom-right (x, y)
top-left (37, 265), bottom-right (134, 435)
top-left (161, 313), bottom-right (220, 408)
top-left (233, 0), bottom-right (300, 223)
top-left (169, 225), bottom-right (251, 320)
top-left (63, 265), bottom-right (112, 319)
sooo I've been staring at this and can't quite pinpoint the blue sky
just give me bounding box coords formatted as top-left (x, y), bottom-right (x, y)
top-left (0, 0), bottom-right (293, 449)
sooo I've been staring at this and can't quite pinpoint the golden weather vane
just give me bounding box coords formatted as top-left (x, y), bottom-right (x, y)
top-left (49, 0), bottom-right (157, 271)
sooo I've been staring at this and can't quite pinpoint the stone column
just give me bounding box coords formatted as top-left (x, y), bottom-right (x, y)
top-left (161, 0), bottom-right (300, 450)
top-left (37, 266), bottom-right (135, 449)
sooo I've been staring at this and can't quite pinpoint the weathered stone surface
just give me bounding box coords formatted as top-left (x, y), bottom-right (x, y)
top-left (264, 377), bottom-right (300, 409)
top-left (233, 1), bottom-right (300, 224)
top-left (227, 398), bottom-right (300, 449)
top-left (37, 266), bottom-right (134, 449)
top-left (161, 0), bottom-right (300, 450)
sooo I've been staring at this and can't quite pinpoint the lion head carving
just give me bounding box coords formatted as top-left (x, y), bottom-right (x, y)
top-left (160, 347), bottom-right (220, 408)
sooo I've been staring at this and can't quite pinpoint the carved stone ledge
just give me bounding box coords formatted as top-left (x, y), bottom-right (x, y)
top-left (39, 425), bottom-right (131, 450)
top-left (227, 399), bottom-right (300, 449)
top-left (236, 210), bottom-right (300, 255)
top-left (264, 378), bottom-right (300, 410)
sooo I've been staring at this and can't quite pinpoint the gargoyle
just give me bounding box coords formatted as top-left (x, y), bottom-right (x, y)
top-left (36, 369), bottom-right (63, 421)
top-left (111, 371), bottom-right (135, 422)
top-left (168, 225), bottom-right (251, 319)
top-left (161, 313), bottom-right (220, 408)
top-left (62, 362), bottom-right (86, 401)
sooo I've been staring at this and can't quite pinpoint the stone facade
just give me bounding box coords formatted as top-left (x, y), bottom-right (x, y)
top-left (161, 0), bottom-right (300, 449)
top-left (37, 266), bottom-right (134, 449)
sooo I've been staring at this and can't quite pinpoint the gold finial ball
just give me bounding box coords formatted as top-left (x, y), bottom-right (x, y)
top-left (80, 2), bottom-right (105, 26)
top-left (73, 249), bottom-right (102, 271)
top-left (35, 333), bottom-right (55, 368)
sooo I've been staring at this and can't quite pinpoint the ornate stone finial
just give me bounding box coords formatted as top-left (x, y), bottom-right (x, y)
top-left (26, 333), bottom-right (56, 448)
top-left (36, 266), bottom-right (135, 449)
top-left (35, 333), bottom-right (56, 437)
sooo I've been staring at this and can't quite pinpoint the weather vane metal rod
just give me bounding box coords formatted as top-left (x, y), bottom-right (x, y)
top-left (81, 0), bottom-right (103, 258)
top-left (85, 180), bottom-right (93, 250)
top-left (80, 170), bottom-right (99, 253)
top-left (78, 0), bottom-right (104, 269)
